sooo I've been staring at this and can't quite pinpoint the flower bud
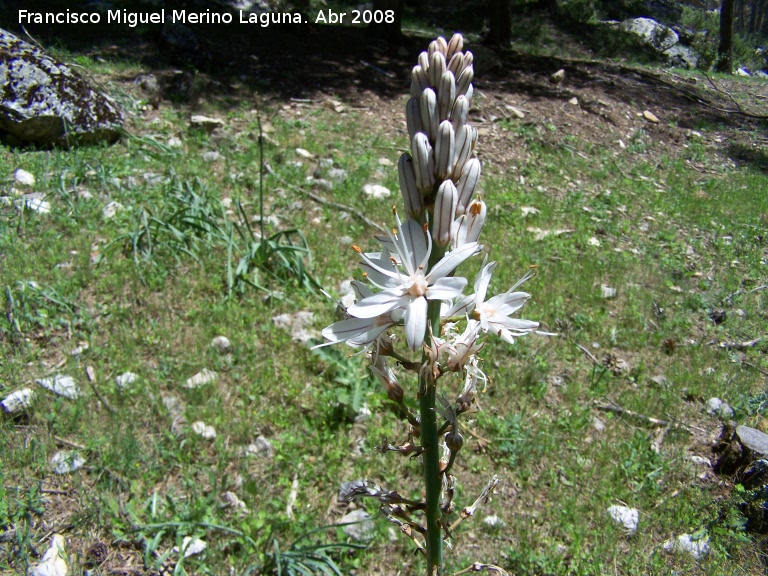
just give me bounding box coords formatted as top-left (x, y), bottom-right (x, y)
top-left (410, 66), bottom-right (429, 98)
top-left (456, 64), bottom-right (474, 97)
top-left (418, 51), bottom-right (430, 75)
top-left (429, 51), bottom-right (447, 93)
top-left (445, 429), bottom-right (464, 452)
top-left (434, 120), bottom-right (455, 181)
top-left (406, 97), bottom-right (423, 140)
top-left (463, 198), bottom-right (486, 244)
top-left (398, 153), bottom-right (423, 218)
top-left (419, 87), bottom-right (438, 142)
top-left (437, 71), bottom-right (456, 122)
top-left (449, 95), bottom-right (469, 133)
top-left (456, 158), bottom-right (481, 215)
top-left (411, 132), bottom-right (435, 193)
top-left (433, 180), bottom-right (457, 247)
top-left (447, 33), bottom-right (463, 60)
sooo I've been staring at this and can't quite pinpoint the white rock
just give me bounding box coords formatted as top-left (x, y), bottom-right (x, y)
top-left (50, 451), bottom-right (85, 474)
top-left (102, 201), bottom-right (123, 219)
top-left (210, 335), bottom-right (231, 352)
top-left (191, 421), bottom-right (217, 439)
top-left (588, 237), bottom-right (601, 247)
top-left (25, 198), bottom-right (50, 214)
top-left (115, 372), bottom-right (139, 392)
top-left (1, 388), bottom-right (35, 413)
top-left (520, 206), bottom-right (539, 217)
top-left (175, 536), bottom-right (207, 558)
top-left (505, 104), bottom-right (525, 119)
top-left (221, 491), bottom-right (249, 513)
top-left (328, 168), bottom-right (348, 181)
top-left (70, 342), bottom-right (89, 357)
top-left (295, 148), bottom-right (313, 159)
top-left (14, 169), bottom-right (35, 187)
top-left (272, 311), bottom-right (318, 343)
top-left (362, 183), bottom-right (391, 199)
top-left (592, 416), bottom-right (605, 432)
top-left (167, 136), bottom-right (183, 148)
top-left (483, 514), bottom-right (505, 528)
top-left (706, 397), bottom-right (734, 418)
top-left (339, 509), bottom-right (374, 541)
top-left (662, 533), bottom-right (710, 559)
top-left (690, 455), bottom-right (711, 467)
top-left (202, 151), bottom-right (221, 162)
top-left (354, 404), bottom-right (372, 423)
top-left (244, 435), bottom-right (274, 458)
top-left (601, 284), bottom-right (617, 299)
top-left (184, 368), bottom-right (217, 389)
top-left (190, 114), bottom-right (225, 131)
top-left (526, 227), bottom-right (574, 241)
top-left (36, 375), bottom-right (80, 399)
top-left (607, 505), bottom-right (639, 534)
top-left (30, 534), bottom-right (68, 576)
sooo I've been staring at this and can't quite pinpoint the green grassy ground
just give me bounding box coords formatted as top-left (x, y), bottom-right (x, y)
top-left (2, 52), bottom-right (767, 575)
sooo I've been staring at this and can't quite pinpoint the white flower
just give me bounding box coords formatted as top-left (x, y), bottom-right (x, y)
top-left (348, 214), bottom-right (477, 351)
top-left (319, 281), bottom-right (401, 347)
top-left (447, 262), bottom-right (542, 345)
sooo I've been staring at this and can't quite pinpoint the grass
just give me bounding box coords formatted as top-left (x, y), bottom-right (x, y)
top-left (2, 51), bottom-right (768, 576)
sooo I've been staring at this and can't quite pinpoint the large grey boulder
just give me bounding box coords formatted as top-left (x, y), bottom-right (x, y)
top-left (0, 28), bottom-right (123, 147)
top-left (620, 17), bottom-right (679, 51)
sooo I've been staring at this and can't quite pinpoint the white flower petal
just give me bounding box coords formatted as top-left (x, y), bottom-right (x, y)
top-left (474, 261), bottom-right (496, 304)
top-left (348, 291), bottom-right (408, 319)
top-left (427, 242), bottom-right (478, 281)
top-left (404, 296), bottom-right (428, 351)
top-left (427, 276), bottom-right (468, 300)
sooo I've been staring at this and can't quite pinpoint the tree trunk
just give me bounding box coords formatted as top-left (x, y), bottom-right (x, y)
top-left (369, 0), bottom-right (403, 41)
top-left (717, 0), bottom-right (734, 73)
top-left (485, 0), bottom-right (512, 46)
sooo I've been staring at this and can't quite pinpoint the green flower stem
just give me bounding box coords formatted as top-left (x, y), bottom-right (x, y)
top-left (420, 243), bottom-right (447, 574)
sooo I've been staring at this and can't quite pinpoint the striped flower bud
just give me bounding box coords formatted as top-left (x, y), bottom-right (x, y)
top-left (433, 180), bottom-right (458, 247)
top-left (438, 70), bottom-right (456, 121)
top-left (447, 33), bottom-right (463, 60)
top-left (406, 97), bottom-right (423, 140)
top-left (429, 51), bottom-right (446, 93)
top-left (411, 132), bottom-right (435, 193)
top-left (419, 87), bottom-right (438, 142)
top-left (447, 52), bottom-right (464, 76)
top-left (449, 95), bottom-right (469, 132)
top-left (456, 64), bottom-right (474, 97)
top-left (398, 153), bottom-right (423, 218)
top-left (453, 125), bottom-right (476, 179)
top-left (411, 66), bottom-right (429, 98)
top-left (456, 158), bottom-right (481, 215)
top-left (434, 120), bottom-right (455, 181)
top-left (418, 51), bottom-right (430, 75)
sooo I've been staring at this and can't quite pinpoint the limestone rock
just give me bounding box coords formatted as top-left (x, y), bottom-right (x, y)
top-left (620, 17), bottom-right (678, 51)
top-left (0, 28), bottom-right (123, 146)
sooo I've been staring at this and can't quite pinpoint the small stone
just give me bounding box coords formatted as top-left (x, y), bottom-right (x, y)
top-left (30, 535), bottom-right (68, 576)
top-left (25, 198), bottom-right (50, 214)
top-left (190, 115), bottom-right (225, 132)
top-left (607, 505), bottom-right (639, 534)
top-left (568, 96), bottom-right (579, 106)
top-left (115, 372), bottom-right (138, 392)
top-left (175, 537), bottom-right (207, 558)
top-left (244, 435), bottom-right (274, 458)
top-left (706, 397), bottom-right (734, 418)
top-left (592, 417), bottom-right (606, 432)
top-left (314, 178), bottom-right (334, 191)
top-left (1, 388), bottom-right (35, 413)
top-left (588, 237), bottom-right (601, 247)
top-left (662, 534), bottom-right (710, 559)
top-left (601, 284), bottom-right (617, 299)
top-left (167, 136), bottom-right (183, 148)
top-left (735, 425), bottom-right (768, 457)
top-left (339, 509), bottom-right (375, 541)
top-left (191, 421), bottom-right (217, 439)
top-left (550, 69), bottom-right (565, 84)
top-left (642, 110), bottom-right (659, 123)
top-left (520, 206), bottom-right (539, 217)
top-left (221, 491), bottom-right (249, 513)
top-left (295, 148), bottom-right (313, 159)
top-left (483, 514), bottom-right (505, 528)
top-left (36, 375), bottom-right (80, 399)
top-left (102, 201), bottom-right (123, 219)
top-left (211, 335), bottom-right (231, 352)
top-left (505, 104), bottom-right (525, 119)
top-left (162, 395), bottom-right (184, 418)
top-left (184, 368), bottom-right (217, 389)
top-left (272, 311), bottom-right (318, 343)
top-left (362, 184), bottom-right (391, 199)
top-left (650, 375), bottom-right (670, 388)
top-left (690, 455), bottom-right (711, 467)
top-left (50, 451), bottom-right (85, 474)
top-left (202, 151), bottom-right (221, 162)
top-left (328, 168), bottom-right (348, 181)
top-left (354, 404), bottom-right (372, 423)
top-left (14, 169), bottom-right (35, 187)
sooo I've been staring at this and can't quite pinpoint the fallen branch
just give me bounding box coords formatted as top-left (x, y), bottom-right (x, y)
top-left (715, 337), bottom-right (765, 350)
top-left (575, 342), bottom-right (600, 366)
top-left (595, 400), bottom-right (669, 427)
top-left (743, 361), bottom-right (768, 378)
top-left (723, 284), bottom-right (768, 304)
top-left (703, 74), bottom-right (768, 120)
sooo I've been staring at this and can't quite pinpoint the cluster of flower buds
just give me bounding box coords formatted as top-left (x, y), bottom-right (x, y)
top-left (399, 34), bottom-right (484, 250)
